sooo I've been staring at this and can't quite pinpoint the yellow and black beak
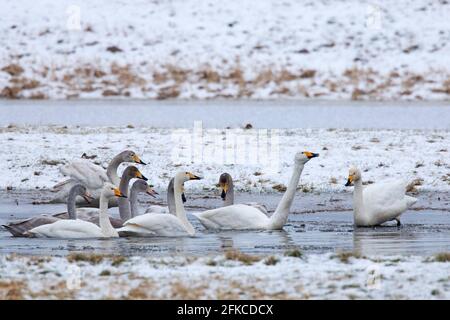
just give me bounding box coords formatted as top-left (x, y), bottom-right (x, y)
top-left (304, 151), bottom-right (320, 159)
top-left (187, 172), bottom-right (202, 180)
top-left (114, 187), bottom-right (127, 198)
top-left (345, 175), bottom-right (354, 187)
top-left (135, 170), bottom-right (148, 181)
top-left (82, 191), bottom-right (94, 203)
top-left (132, 154), bottom-right (146, 165)
top-left (146, 185), bottom-right (158, 198)
top-left (219, 183), bottom-right (228, 201)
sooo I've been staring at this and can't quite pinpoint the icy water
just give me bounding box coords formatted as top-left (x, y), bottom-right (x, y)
top-left (0, 191), bottom-right (449, 257)
top-left (1, 100), bottom-right (450, 129)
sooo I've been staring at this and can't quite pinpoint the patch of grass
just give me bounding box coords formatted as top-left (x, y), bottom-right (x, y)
top-left (431, 289), bottom-right (440, 296)
top-left (67, 253), bottom-right (104, 265)
top-left (264, 256), bottom-right (279, 266)
top-left (205, 259), bottom-right (217, 266)
top-left (111, 256), bottom-right (126, 267)
top-left (225, 250), bottom-right (261, 265)
top-left (434, 252), bottom-right (450, 262)
top-left (334, 251), bottom-right (362, 263)
top-left (272, 184), bottom-right (287, 192)
top-left (284, 249), bottom-right (303, 258)
top-left (100, 270), bottom-right (111, 276)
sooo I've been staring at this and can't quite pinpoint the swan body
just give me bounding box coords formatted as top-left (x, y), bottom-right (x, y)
top-left (28, 183), bottom-right (124, 238)
top-left (118, 171), bottom-right (201, 237)
top-left (346, 167), bottom-right (417, 227)
top-left (51, 150), bottom-right (145, 206)
top-left (193, 152), bottom-right (318, 230)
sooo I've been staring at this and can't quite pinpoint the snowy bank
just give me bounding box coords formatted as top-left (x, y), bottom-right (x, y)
top-left (0, 252), bottom-right (449, 299)
top-left (0, 125), bottom-right (449, 193)
top-left (1, 0), bottom-right (450, 100)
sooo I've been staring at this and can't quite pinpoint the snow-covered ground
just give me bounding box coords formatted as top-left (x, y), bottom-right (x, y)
top-left (1, 0), bottom-right (450, 100)
top-left (0, 252), bottom-right (449, 299)
top-left (0, 125), bottom-right (448, 193)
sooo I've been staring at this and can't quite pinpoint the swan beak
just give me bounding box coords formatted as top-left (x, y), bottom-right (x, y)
top-left (114, 187), bottom-right (127, 198)
top-left (132, 154), bottom-right (146, 165)
top-left (219, 183), bottom-right (228, 200)
top-left (304, 152), bottom-right (319, 159)
top-left (83, 192), bottom-right (94, 203)
top-left (187, 172), bottom-right (202, 180)
top-left (146, 186), bottom-right (158, 198)
top-left (136, 171), bottom-right (148, 181)
top-left (345, 175), bottom-right (353, 187)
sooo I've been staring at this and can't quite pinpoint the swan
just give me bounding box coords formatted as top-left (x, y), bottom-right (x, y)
top-left (218, 173), bottom-right (269, 215)
top-left (50, 150), bottom-right (145, 206)
top-left (345, 167), bottom-right (417, 227)
top-left (192, 151), bottom-right (319, 230)
top-left (3, 166), bottom-right (147, 236)
top-left (129, 180), bottom-right (160, 218)
top-left (117, 171), bottom-right (201, 237)
top-left (144, 178), bottom-right (186, 215)
top-left (27, 183), bottom-right (125, 238)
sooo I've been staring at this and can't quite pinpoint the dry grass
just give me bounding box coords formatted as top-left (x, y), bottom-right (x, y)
top-left (434, 252), bottom-right (450, 262)
top-left (2, 63), bottom-right (24, 76)
top-left (285, 249), bottom-right (303, 258)
top-left (272, 184), bottom-right (287, 192)
top-left (225, 249), bottom-right (261, 265)
top-left (334, 251), bottom-right (362, 263)
top-left (0, 280), bottom-right (25, 300)
top-left (67, 253), bottom-right (104, 264)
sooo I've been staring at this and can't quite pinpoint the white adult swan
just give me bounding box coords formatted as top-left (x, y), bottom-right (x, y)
top-left (3, 166), bottom-right (148, 236)
top-left (28, 183), bottom-right (125, 238)
top-left (193, 152), bottom-right (319, 230)
top-left (50, 150), bottom-right (145, 206)
top-left (218, 173), bottom-right (268, 215)
top-left (345, 167), bottom-right (417, 227)
top-left (117, 171), bottom-right (201, 237)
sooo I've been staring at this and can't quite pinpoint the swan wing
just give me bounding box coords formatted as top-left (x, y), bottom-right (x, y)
top-left (3, 215), bottom-right (60, 237)
top-left (59, 159), bottom-right (109, 190)
top-left (53, 208), bottom-right (123, 228)
top-left (145, 205), bottom-right (170, 214)
top-left (244, 202), bottom-right (269, 215)
top-left (121, 214), bottom-right (191, 236)
top-left (28, 219), bottom-right (103, 238)
top-left (193, 204), bottom-right (269, 230)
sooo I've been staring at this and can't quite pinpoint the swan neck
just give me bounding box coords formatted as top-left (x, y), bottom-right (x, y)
top-left (118, 173), bottom-right (132, 221)
top-left (106, 155), bottom-right (122, 186)
top-left (174, 176), bottom-right (195, 235)
top-left (269, 162), bottom-right (304, 229)
top-left (67, 188), bottom-right (78, 220)
top-left (129, 186), bottom-right (140, 218)
top-left (99, 193), bottom-right (116, 236)
top-left (167, 178), bottom-right (176, 215)
top-left (224, 178), bottom-right (234, 206)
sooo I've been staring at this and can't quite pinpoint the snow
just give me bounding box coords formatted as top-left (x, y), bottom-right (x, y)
top-left (1, 125), bottom-right (449, 193)
top-left (1, 0), bottom-right (450, 100)
top-left (0, 253), bottom-right (448, 299)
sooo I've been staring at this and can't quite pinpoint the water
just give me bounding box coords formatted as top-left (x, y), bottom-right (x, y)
top-left (1, 191), bottom-right (449, 257)
top-left (1, 100), bottom-right (449, 129)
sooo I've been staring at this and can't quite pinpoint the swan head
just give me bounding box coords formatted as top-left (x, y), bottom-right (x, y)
top-left (175, 171), bottom-right (202, 183)
top-left (131, 180), bottom-right (158, 198)
top-left (71, 184), bottom-right (93, 203)
top-left (218, 173), bottom-right (232, 200)
top-left (120, 150), bottom-right (146, 165)
top-left (295, 151), bottom-right (319, 164)
top-left (123, 166), bottom-right (148, 181)
top-left (102, 182), bottom-right (127, 198)
top-left (345, 167), bottom-right (361, 186)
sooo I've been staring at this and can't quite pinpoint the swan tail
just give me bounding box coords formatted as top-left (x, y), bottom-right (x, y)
top-left (405, 195), bottom-right (418, 208)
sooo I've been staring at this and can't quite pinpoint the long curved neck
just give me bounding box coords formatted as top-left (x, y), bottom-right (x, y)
top-left (353, 179), bottom-right (364, 219)
top-left (224, 178), bottom-right (234, 206)
top-left (129, 186), bottom-right (140, 218)
top-left (99, 193), bottom-right (117, 236)
top-left (106, 155), bottom-right (122, 186)
top-left (67, 189), bottom-right (79, 219)
top-left (118, 172), bottom-right (132, 221)
top-left (269, 162), bottom-right (304, 229)
top-left (174, 177), bottom-right (195, 235)
top-left (167, 178), bottom-right (176, 215)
